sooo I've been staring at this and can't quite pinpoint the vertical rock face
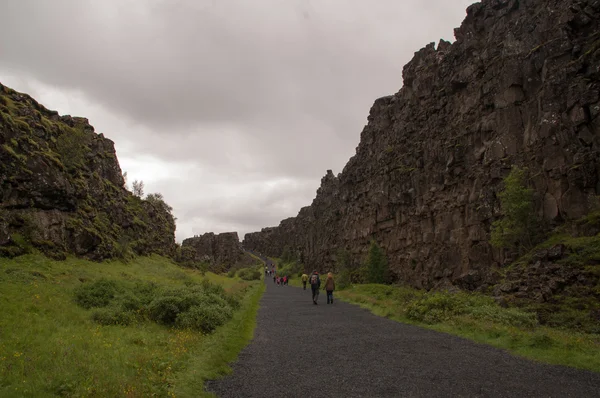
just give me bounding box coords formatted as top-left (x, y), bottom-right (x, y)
top-left (0, 83), bottom-right (177, 259)
top-left (244, 0), bottom-right (600, 289)
top-left (181, 232), bottom-right (250, 270)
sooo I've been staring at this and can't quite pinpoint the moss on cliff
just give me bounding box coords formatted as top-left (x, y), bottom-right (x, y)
top-left (0, 82), bottom-right (176, 261)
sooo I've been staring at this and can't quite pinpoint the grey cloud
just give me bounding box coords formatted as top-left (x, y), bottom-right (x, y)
top-left (0, 0), bottom-right (473, 238)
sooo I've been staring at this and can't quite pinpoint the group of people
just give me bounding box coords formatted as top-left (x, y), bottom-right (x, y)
top-left (273, 274), bottom-right (289, 285)
top-left (267, 264), bottom-right (335, 304)
top-left (302, 271), bottom-right (335, 305)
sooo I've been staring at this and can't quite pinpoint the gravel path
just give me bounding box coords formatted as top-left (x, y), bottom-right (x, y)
top-left (206, 280), bottom-right (600, 397)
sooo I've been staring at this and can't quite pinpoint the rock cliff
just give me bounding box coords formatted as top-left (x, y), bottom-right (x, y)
top-left (244, 0), bottom-right (600, 290)
top-left (0, 83), bottom-right (176, 260)
top-left (181, 232), bottom-right (255, 271)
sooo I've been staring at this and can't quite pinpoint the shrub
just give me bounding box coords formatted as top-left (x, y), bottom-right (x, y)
top-left (237, 267), bottom-right (261, 281)
top-left (74, 279), bottom-right (120, 309)
top-left (91, 306), bottom-right (135, 326)
top-left (148, 294), bottom-right (187, 325)
top-left (227, 268), bottom-right (237, 278)
top-left (74, 278), bottom-right (238, 333)
top-left (280, 246), bottom-right (296, 263)
top-left (491, 166), bottom-right (541, 252)
top-left (406, 292), bottom-right (464, 324)
top-left (175, 303), bottom-right (233, 333)
top-left (336, 270), bottom-right (352, 290)
top-left (365, 240), bottom-right (389, 284)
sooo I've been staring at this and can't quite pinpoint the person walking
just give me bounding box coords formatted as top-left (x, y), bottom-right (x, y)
top-left (301, 273), bottom-right (309, 290)
top-left (325, 272), bottom-right (335, 304)
top-left (309, 271), bottom-right (321, 305)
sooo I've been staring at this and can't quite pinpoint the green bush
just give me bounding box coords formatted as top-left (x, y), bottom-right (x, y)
top-left (276, 261), bottom-right (303, 278)
top-left (91, 306), bottom-right (136, 326)
top-left (148, 295), bottom-right (185, 324)
top-left (227, 268), bottom-right (237, 278)
top-left (405, 291), bottom-right (538, 327)
top-left (74, 279), bottom-right (120, 309)
top-left (406, 292), bottom-right (464, 324)
top-left (237, 267), bottom-right (261, 281)
top-left (336, 270), bottom-right (352, 290)
top-left (175, 303), bottom-right (233, 333)
top-left (74, 278), bottom-right (238, 333)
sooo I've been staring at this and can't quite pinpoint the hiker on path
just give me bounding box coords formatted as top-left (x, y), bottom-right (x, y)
top-left (301, 273), bottom-right (309, 290)
top-left (273, 274), bottom-right (276, 284)
top-left (325, 272), bottom-right (335, 304)
top-left (309, 271), bottom-right (321, 305)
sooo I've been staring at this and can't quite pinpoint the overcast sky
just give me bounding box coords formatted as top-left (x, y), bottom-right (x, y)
top-left (0, 0), bottom-right (473, 242)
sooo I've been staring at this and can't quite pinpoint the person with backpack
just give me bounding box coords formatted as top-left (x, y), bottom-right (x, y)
top-left (301, 273), bottom-right (309, 290)
top-left (325, 272), bottom-right (335, 304)
top-left (309, 271), bottom-right (321, 305)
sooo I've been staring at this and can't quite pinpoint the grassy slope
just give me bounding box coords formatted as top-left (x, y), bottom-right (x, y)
top-left (0, 254), bottom-right (263, 397)
top-left (337, 284), bottom-right (600, 373)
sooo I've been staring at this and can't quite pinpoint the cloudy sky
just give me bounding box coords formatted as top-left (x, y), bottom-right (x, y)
top-left (0, 0), bottom-right (473, 242)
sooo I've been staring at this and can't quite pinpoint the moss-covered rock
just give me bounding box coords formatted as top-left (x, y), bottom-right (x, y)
top-left (0, 82), bottom-right (176, 261)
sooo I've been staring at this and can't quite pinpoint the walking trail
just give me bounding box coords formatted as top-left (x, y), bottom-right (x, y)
top-left (207, 278), bottom-right (600, 397)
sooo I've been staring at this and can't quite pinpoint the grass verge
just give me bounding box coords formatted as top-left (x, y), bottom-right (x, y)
top-left (337, 284), bottom-right (600, 373)
top-left (172, 280), bottom-right (265, 397)
top-left (0, 253), bottom-right (264, 397)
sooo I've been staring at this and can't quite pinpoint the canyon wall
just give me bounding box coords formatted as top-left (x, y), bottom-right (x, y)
top-left (0, 83), bottom-right (177, 260)
top-left (244, 0), bottom-right (600, 290)
top-left (182, 232), bottom-right (255, 270)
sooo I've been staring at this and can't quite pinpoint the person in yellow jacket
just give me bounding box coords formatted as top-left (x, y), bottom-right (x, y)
top-left (301, 273), bottom-right (309, 290)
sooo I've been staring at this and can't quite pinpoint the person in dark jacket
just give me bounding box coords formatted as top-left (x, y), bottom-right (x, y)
top-left (309, 271), bottom-right (321, 305)
top-left (325, 272), bottom-right (335, 304)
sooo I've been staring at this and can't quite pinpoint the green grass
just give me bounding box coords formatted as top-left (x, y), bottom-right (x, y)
top-left (0, 254), bottom-right (263, 397)
top-left (337, 284), bottom-right (600, 373)
top-left (172, 279), bottom-right (265, 397)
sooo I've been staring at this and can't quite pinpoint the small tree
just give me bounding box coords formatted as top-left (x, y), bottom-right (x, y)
top-left (335, 248), bottom-right (352, 289)
top-left (132, 180), bottom-right (144, 198)
top-left (146, 192), bottom-right (173, 213)
top-left (280, 245), bottom-right (294, 263)
top-left (365, 240), bottom-right (389, 284)
top-left (491, 166), bottom-right (540, 252)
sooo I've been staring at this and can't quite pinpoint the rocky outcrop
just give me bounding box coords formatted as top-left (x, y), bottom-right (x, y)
top-left (244, 0), bottom-right (600, 290)
top-left (0, 83), bottom-right (176, 260)
top-left (181, 232), bottom-right (254, 271)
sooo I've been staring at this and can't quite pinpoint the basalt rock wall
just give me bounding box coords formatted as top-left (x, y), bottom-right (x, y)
top-left (182, 232), bottom-right (253, 270)
top-left (244, 0), bottom-right (600, 290)
top-left (0, 83), bottom-right (177, 260)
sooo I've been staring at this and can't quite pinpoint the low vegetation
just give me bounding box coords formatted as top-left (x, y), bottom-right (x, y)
top-left (227, 266), bottom-right (263, 281)
top-left (337, 284), bottom-right (600, 372)
top-left (0, 253), bottom-right (263, 396)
